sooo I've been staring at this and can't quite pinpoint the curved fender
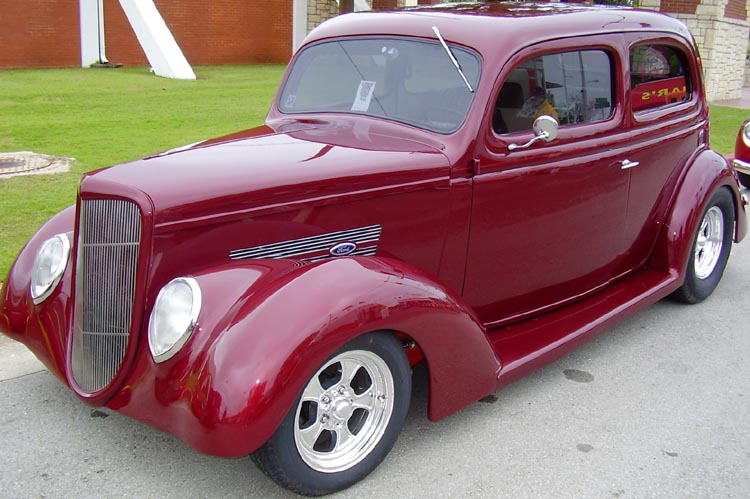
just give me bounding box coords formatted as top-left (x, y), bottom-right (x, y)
top-left (117, 257), bottom-right (500, 457)
top-left (650, 149), bottom-right (747, 278)
top-left (0, 205), bottom-right (76, 379)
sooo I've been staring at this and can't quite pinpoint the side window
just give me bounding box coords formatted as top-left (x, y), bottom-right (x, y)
top-left (493, 50), bottom-right (613, 134)
top-left (630, 45), bottom-right (690, 112)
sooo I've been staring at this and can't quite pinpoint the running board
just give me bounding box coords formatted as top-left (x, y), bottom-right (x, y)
top-left (490, 269), bottom-right (680, 390)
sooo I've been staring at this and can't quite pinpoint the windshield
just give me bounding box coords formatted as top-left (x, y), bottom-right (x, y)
top-left (279, 38), bottom-right (481, 134)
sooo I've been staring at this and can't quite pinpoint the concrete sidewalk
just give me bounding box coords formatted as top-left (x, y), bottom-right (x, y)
top-left (0, 333), bottom-right (44, 381)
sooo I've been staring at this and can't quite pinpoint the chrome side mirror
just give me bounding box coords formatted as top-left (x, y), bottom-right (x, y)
top-left (508, 115), bottom-right (559, 151)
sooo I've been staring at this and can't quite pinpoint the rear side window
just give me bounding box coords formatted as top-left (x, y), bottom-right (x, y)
top-left (493, 50), bottom-right (614, 135)
top-left (630, 45), bottom-right (690, 111)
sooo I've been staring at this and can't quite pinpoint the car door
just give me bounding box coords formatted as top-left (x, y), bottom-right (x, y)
top-left (463, 39), bottom-right (634, 326)
top-left (613, 35), bottom-right (706, 275)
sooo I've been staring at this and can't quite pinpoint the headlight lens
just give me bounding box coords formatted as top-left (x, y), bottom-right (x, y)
top-left (148, 277), bottom-right (201, 362)
top-left (30, 234), bottom-right (70, 304)
top-left (743, 121), bottom-right (750, 147)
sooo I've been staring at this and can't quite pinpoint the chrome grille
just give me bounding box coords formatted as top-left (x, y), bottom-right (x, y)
top-left (72, 199), bottom-right (141, 393)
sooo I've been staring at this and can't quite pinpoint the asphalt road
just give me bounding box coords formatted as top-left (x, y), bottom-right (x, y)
top-left (1, 238), bottom-right (749, 499)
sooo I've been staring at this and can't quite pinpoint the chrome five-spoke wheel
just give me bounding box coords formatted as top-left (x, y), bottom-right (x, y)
top-left (253, 332), bottom-right (411, 496)
top-left (295, 350), bottom-right (394, 473)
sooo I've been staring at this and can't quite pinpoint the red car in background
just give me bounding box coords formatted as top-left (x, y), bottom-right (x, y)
top-left (1, 2), bottom-right (747, 495)
top-left (735, 118), bottom-right (750, 188)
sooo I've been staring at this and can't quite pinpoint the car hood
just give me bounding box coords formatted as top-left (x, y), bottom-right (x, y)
top-left (80, 118), bottom-right (450, 229)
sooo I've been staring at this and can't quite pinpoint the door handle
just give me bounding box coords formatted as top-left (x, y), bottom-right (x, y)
top-left (619, 159), bottom-right (640, 170)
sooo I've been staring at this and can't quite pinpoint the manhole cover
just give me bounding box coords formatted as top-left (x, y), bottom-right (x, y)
top-left (0, 152), bottom-right (73, 177)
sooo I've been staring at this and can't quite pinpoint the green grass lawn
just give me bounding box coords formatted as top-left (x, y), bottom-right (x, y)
top-left (0, 65), bottom-right (284, 280)
top-left (0, 66), bottom-right (747, 280)
top-left (709, 105), bottom-right (747, 154)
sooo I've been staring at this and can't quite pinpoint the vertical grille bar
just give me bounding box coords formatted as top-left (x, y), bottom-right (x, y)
top-left (72, 199), bottom-right (141, 393)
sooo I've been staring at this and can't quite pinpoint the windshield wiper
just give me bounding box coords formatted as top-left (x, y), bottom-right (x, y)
top-left (432, 26), bottom-right (474, 93)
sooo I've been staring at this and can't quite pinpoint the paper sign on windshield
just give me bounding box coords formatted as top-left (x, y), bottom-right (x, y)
top-left (351, 81), bottom-right (376, 112)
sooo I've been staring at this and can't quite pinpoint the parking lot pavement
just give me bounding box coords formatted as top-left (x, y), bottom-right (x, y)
top-left (1, 239), bottom-right (749, 499)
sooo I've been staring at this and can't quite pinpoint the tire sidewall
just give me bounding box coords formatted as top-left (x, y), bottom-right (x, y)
top-left (682, 188), bottom-right (734, 302)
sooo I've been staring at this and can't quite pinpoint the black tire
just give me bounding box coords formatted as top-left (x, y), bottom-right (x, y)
top-left (252, 332), bottom-right (411, 496)
top-left (672, 187), bottom-right (734, 304)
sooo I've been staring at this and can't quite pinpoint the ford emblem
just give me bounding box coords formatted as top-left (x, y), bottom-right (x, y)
top-left (330, 242), bottom-right (357, 257)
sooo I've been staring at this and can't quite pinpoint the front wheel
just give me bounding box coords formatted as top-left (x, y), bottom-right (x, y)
top-left (672, 188), bottom-right (734, 304)
top-left (252, 332), bottom-right (411, 496)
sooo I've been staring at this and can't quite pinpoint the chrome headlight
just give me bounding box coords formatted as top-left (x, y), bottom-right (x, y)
top-left (743, 121), bottom-right (750, 148)
top-left (148, 277), bottom-right (201, 363)
top-left (30, 234), bottom-right (70, 304)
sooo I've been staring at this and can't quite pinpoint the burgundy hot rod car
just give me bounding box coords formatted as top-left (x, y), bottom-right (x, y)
top-left (735, 118), bottom-right (750, 188)
top-left (1, 2), bottom-right (747, 496)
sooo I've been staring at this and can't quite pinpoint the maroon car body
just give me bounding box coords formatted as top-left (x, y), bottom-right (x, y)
top-left (734, 118), bottom-right (750, 188)
top-left (1, 2), bottom-right (747, 495)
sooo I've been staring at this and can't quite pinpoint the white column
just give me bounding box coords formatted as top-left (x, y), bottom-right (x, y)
top-left (292, 0), bottom-right (308, 54)
top-left (80, 0), bottom-right (107, 66)
top-left (118, 0), bottom-right (196, 80)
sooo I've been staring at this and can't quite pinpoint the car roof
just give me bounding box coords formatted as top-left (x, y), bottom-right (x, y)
top-left (304, 2), bottom-right (694, 56)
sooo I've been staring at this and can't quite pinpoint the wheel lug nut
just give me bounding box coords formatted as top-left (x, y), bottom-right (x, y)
top-left (338, 386), bottom-right (345, 394)
top-left (321, 415), bottom-right (329, 423)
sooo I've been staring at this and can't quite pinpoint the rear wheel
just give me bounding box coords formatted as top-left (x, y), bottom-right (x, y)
top-left (672, 188), bottom-right (734, 303)
top-left (253, 332), bottom-right (411, 496)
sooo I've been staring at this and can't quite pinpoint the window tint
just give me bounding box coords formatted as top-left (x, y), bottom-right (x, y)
top-left (630, 45), bottom-right (690, 111)
top-left (493, 50), bottom-right (613, 134)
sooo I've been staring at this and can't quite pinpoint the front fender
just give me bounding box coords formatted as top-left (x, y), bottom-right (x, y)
top-left (112, 257), bottom-right (500, 457)
top-left (650, 148), bottom-right (747, 277)
top-left (0, 205), bottom-right (76, 379)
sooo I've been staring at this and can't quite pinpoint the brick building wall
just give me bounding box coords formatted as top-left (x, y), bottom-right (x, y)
top-left (659, 0), bottom-right (701, 14)
top-left (0, 0), bottom-right (293, 69)
top-left (372, 0), bottom-right (399, 9)
top-left (724, 0), bottom-right (748, 20)
top-left (0, 0), bottom-right (448, 70)
top-left (104, 0), bottom-right (293, 65)
top-left (0, 0), bottom-right (80, 68)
